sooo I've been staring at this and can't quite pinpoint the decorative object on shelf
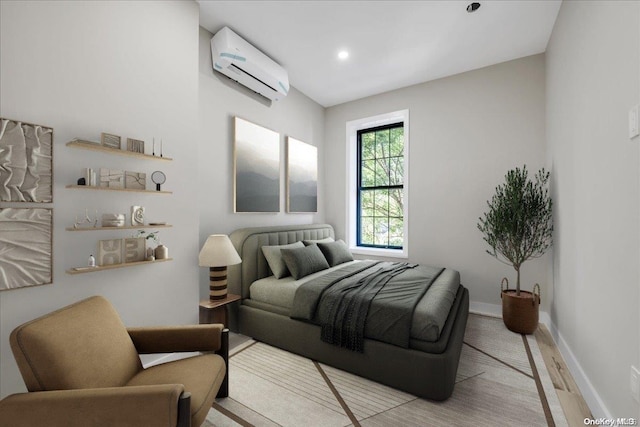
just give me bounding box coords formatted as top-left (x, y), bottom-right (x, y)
top-left (234, 117), bottom-right (280, 213)
top-left (152, 137), bottom-right (156, 156)
top-left (154, 243), bottom-right (169, 260)
top-left (160, 138), bottom-right (164, 158)
top-left (74, 209), bottom-right (99, 229)
top-left (477, 166), bottom-right (553, 334)
top-left (124, 171), bottom-right (146, 190)
top-left (98, 239), bottom-right (123, 266)
top-left (99, 168), bottom-right (124, 189)
top-left (146, 247), bottom-right (155, 261)
top-left (126, 138), bottom-right (144, 154)
top-left (101, 213), bottom-right (125, 227)
top-left (0, 117), bottom-right (53, 202)
top-left (131, 206), bottom-right (145, 226)
top-left (88, 254), bottom-right (96, 268)
top-left (199, 234), bottom-right (242, 301)
top-left (134, 229), bottom-right (160, 245)
top-left (83, 168), bottom-right (97, 186)
top-left (151, 171), bottom-right (166, 191)
top-left (286, 136), bottom-right (318, 213)
top-left (69, 138), bottom-right (99, 146)
top-left (101, 132), bottom-right (121, 149)
top-left (77, 177), bottom-right (86, 186)
top-left (0, 208), bottom-right (53, 291)
top-left (124, 237), bottom-right (146, 263)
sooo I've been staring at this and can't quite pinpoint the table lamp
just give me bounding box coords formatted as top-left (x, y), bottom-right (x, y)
top-left (199, 234), bottom-right (242, 301)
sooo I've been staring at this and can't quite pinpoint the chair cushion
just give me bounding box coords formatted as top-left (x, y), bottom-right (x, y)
top-left (10, 296), bottom-right (142, 392)
top-left (126, 354), bottom-right (226, 427)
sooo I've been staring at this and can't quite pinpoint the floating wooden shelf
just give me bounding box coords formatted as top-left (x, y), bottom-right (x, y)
top-left (66, 258), bottom-right (173, 274)
top-left (66, 140), bottom-right (172, 161)
top-left (65, 185), bottom-right (172, 194)
top-left (66, 224), bottom-right (172, 231)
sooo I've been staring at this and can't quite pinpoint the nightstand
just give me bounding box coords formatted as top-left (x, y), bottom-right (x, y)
top-left (199, 294), bottom-right (241, 327)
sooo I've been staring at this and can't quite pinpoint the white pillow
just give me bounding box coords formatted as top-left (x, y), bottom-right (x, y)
top-left (261, 241), bottom-right (305, 278)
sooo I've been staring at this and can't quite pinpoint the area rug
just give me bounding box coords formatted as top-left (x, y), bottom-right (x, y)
top-left (205, 314), bottom-right (568, 427)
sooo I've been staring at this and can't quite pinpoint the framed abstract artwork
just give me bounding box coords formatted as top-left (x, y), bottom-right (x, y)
top-left (286, 137), bottom-right (318, 213)
top-left (124, 237), bottom-right (146, 263)
top-left (0, 118), bottom-right (53, 202)
top-left (98, 239), bottom-right (123, 266)
top-left (99, 168), bottom-right (125, 189)
top-left (0, 208), bottom-right (53, 291)
top-left (125, 171), bottom-right (146, 190)
top-left (234, 117), bottom-right (280, 212)
top-left (101, 132), bottom-right (121, 149)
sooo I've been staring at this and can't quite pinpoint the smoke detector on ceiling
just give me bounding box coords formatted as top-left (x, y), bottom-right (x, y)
top-left (467, 2), bottom-right (481, 13)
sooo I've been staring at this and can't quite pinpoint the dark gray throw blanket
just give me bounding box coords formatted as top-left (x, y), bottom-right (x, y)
top-left (290, 261), bottom-right (444, 352)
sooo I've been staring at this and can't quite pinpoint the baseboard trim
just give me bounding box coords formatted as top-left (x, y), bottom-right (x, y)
top-left (469, 301), bottom-right (501, 318)
top-left (546, 321), bottom-right (611, 419)
top-left (470, 301), bottom-right (609, 419)
top-left (469, 301), bottom-right (551, 328)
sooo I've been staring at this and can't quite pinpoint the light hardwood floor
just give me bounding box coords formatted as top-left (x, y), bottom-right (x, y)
top-left (206, 319), bottom-right (594, 427)
top-left (535, 324), bottom-right (593, 426)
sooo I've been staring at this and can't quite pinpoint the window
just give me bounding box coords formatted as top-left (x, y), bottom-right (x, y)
top-left (346, 110), bottom-right (409, 258)
top-left (357, 123), bottom-right (404, 249)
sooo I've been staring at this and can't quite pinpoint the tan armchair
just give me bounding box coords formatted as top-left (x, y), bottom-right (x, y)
top-left (0, 296), bottom-right (228, 427)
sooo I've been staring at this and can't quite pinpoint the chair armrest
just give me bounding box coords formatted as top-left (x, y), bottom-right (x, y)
top-left (127, 324), bottom-right (224, 354)
top-left (0, 384), bottom-right (186, 427)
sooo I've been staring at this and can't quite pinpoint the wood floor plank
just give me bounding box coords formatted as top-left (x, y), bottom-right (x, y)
top-left (535, 324), bottom-right (593, 424)
top-left (556, 390), bottom-right (593, 427)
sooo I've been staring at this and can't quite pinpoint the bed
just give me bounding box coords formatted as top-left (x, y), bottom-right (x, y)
top-left (227, 224), bottom-right (469, 401)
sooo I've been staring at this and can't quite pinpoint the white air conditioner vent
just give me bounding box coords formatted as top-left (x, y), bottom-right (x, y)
top-left (211, 27), bottom-right (289, 101)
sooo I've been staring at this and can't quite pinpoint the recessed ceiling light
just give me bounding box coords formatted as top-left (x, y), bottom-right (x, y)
top-left (338, 50), bottom-right (349, 60)
top-left (467, 2), bottom-right (481, 13)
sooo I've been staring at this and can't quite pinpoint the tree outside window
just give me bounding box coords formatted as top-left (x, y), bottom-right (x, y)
top-left (357, 123), bottom-right (404, 249)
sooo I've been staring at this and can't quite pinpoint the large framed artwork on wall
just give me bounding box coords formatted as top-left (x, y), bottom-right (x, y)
top-left (0, 118), bottom-right (53, 202)
top-left (286, 137), bottom-right (317, 213)
top-left (234, 117), bottom-right (280, 213)
top-left (0, 208), bottom-right (53, 290)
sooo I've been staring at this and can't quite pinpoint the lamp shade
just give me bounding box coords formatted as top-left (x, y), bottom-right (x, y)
top-left (198, 235), bottom-right (242, 267)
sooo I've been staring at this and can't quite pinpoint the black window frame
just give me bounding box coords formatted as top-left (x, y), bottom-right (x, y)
top-left (356, 122), bottom-right (404, 250)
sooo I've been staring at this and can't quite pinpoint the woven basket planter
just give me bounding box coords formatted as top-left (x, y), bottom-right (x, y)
top-left (501, 278), bottom-right (540, 334)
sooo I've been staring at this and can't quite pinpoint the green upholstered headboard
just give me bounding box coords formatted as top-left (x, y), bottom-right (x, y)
top-left (228, 224), bottom-right (335, 299)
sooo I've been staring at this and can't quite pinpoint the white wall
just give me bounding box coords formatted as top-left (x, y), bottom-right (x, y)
top-left (324, 55), bottom-right (549, 309)
top-left (198, 27), bottom-right (325, 300)
top-left (0, 1), bottom-right (200, 397)
top-left (546, 0), bottom-right (640, 418)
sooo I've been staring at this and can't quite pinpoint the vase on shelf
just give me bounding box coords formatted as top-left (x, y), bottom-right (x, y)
top-left (155, 244), bottom-right (168, 260)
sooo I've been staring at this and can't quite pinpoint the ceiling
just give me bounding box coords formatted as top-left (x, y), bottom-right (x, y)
top-left (198, 1), bottom-right (562, 107)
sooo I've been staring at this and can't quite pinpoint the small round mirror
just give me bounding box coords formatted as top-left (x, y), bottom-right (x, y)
top-left (151, 171), bottom-right (166, 191)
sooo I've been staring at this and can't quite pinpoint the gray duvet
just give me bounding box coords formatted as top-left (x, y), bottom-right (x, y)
top-left (249, 260), bottom-right (460, 344)
top-left (290, 261), bottom-right (457, 350)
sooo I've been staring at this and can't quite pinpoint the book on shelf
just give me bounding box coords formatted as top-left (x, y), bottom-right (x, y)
top-left (83, 168), bottom-right (97, 186)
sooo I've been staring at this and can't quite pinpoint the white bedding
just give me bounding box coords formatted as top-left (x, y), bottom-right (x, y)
top-left (249, 260), bottom-right (459, 342)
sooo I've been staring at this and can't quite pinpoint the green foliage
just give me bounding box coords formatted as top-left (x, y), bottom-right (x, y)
top-left (359, 126), bottom-right (404, 248)
top-left (134, 230), bottom-right (160, 244)
top-left (477, 166), bottom-right (553, 294)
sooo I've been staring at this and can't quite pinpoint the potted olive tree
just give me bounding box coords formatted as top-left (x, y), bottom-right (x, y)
top-left (477, 166), bottom-right (553, 334)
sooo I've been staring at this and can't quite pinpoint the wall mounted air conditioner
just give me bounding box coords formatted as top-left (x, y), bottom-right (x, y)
top-left (211, 27), bottom-right (289, 101)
